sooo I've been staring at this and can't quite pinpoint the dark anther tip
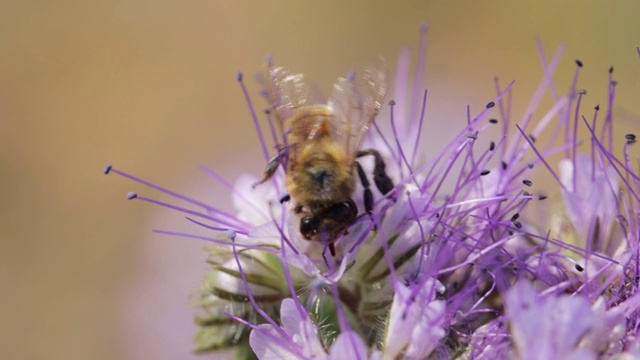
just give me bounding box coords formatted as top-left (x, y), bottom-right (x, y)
top-left (489, 118), bottom-right (498, 124)
top-left (480, 170), bottom-right (490, 176)
top-left (486, 101), bottom-right (495, 109)
top-left (575, 264), bottom-right (584, 272)
top-left (522, 179), bottom-right (533, 187)
top-left (104, 164), bottom-right (112, 175)
top-left (575, 59), bottom-right (583, 67)
top-left (388, 100), bottom-right (396, 106)
top-left (279, 194), bottom-right (291, 204)
top-left (126, 192), bottom-right (138, 200)
top-left (236, 71), bottom-right (243, 82)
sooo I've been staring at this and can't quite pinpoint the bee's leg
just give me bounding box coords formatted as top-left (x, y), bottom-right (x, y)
top-left (252, 153), bottom-right (282, 188)
top-left (328, 243), bottom-right (336, 257)
top-left (355, 161), bottom-right (374, 214)
top-left (356, 149), bottom-right (394, 195)
top-left (322, 199), bottom-right (358, 220)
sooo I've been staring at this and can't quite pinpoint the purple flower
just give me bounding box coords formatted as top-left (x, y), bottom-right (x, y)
top-left (504, 281), bottom-right (636, 359)
top-left (382, 278), bottom-right (446, 359)
top-left (105, 25), bottom-right (640, 359)
top-left (249, 298), bottom-right (374, 360)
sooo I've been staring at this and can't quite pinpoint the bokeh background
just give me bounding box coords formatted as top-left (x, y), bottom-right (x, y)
top-left (1, 1), bottom-right (639, 359)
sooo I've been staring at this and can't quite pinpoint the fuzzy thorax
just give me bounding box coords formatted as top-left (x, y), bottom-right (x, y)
top-left (286, 139), bottom-right (355, 212)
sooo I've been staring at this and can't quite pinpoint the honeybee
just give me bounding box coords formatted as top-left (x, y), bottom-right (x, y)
top-left (253, 59), bottom-right (394, 255)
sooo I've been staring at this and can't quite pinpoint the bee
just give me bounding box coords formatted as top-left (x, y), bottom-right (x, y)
top-left (252, 59), bottom-right (394, 255)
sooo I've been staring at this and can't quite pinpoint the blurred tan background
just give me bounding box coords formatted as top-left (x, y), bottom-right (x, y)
top-left (1, 1), bottom-right (639, 359)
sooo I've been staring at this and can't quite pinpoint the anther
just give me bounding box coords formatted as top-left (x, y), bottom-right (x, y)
top-left (480, 170), bottom-right (490, 176)
top-left (486, 102), bottom-right (495, 109)
top-left (104, 164), bottom-right (112, 175)
top-left (127, 192), bottom-right (138, 200)
top-left (489, 118), bottom-right (498, 124)
top-left (575, 59), bottom-right (583, 67)
top-left (226, 229), bottom-right (237, 240)
top-left (236, 71), bottom-right (243, 82)
top-left (522, 179), bottom-right (533, 187)
top-left (489, 141), bottom-right (495, 151)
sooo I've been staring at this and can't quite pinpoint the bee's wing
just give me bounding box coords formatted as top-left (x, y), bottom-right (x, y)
top-left (258, 60), bottom-right (310, 134)
top-left (328, 63), bottom-right (387, 164)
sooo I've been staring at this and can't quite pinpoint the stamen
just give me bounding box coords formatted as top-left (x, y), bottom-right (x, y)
top-left (238, 71), bottom-right (270, 162)
top-left (107, 165), bottom-right (247, 228)
top-left (410, 89), bottom-right (429, 167)
top-left (515, 124), bottom-right (568, 192)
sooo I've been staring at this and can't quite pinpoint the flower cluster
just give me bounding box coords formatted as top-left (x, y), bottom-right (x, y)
top-left (106, 25), bottom-right (640, 359)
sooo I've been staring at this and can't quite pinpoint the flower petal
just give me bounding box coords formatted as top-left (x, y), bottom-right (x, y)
top-left (383, 278), bottom-right (446, 359)
top-left (506, 281), bottom-right (596, 360)
top-left (329, 331), bottom-right (369, 360)
top-left (559, 155), bottom-right (619, 247)
top-left (249, 324), bottom-right (301, 360)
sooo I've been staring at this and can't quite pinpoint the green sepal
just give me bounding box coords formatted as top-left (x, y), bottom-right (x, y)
top-left (235, 341), bottom-right (259, 360)
top-left (364, 243), bottom-right (421, 283)
top-left (193, 321), bottom-right (248, 353)
top-left (357, 234), bottom-right (400, 281)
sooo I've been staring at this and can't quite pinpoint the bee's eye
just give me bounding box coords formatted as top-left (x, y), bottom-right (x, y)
top-left (300, 216), bottom-right (320, 239)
